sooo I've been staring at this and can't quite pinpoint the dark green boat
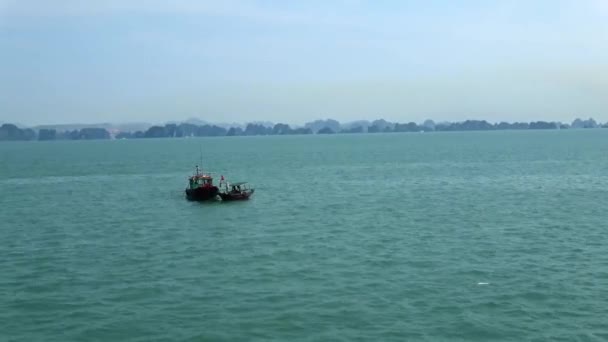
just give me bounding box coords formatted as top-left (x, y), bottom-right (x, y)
top-left (185, 166), bottom-right (219, 201)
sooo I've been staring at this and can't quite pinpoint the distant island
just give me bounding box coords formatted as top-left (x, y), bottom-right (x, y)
top-left (1, 118), bottom-right (606, 141)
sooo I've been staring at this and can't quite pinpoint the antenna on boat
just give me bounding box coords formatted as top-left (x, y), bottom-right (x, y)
top-left (199, 144), bottom-right (203, 174)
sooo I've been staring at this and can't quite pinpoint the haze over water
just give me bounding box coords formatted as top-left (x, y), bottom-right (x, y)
top-left (2, 130), bottom-right (608, 341)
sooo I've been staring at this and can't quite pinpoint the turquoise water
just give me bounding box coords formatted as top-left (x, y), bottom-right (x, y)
top-left (1, 130), bottom-right (608, 341)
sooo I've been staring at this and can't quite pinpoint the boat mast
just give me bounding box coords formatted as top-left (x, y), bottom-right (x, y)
top-left (199, 145), bottom-right (204, 174)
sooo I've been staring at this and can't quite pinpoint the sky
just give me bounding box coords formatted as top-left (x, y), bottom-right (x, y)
top-left (1, 0), bottom-right (607, 126)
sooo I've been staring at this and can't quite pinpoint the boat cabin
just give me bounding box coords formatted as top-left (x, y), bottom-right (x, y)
top-left (189, 175), bottom-right (214, 189)
top-left (188, 166), bottom-right (215, 189)
top-left (227, 182), bottom-right (250, 193)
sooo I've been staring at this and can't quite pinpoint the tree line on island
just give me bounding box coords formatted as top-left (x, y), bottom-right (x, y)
top-left (1, 117), bottom-right (606, 141)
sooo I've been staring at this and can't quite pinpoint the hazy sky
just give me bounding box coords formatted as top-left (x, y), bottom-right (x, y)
top-left (1, 0), bottom-right (607, 125)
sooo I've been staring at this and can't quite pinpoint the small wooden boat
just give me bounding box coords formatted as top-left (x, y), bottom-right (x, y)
top-left (218, 181), bottom-right (255, 201)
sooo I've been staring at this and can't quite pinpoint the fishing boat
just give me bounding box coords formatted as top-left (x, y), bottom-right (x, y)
top-left (185, 166), bottom-right (220, 201)
top-left (218, 179), bottom-right (255, 201)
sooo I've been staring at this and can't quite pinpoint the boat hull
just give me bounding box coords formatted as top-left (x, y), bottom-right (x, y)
top-left (185, 186), bottom-right (219, 201)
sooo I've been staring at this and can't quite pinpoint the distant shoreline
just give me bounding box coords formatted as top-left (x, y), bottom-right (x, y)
top-left (1, 118), bottom-right (606, 141)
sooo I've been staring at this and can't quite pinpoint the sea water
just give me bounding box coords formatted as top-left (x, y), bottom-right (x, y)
top-left (1, 130), bottom-right (607, 341)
